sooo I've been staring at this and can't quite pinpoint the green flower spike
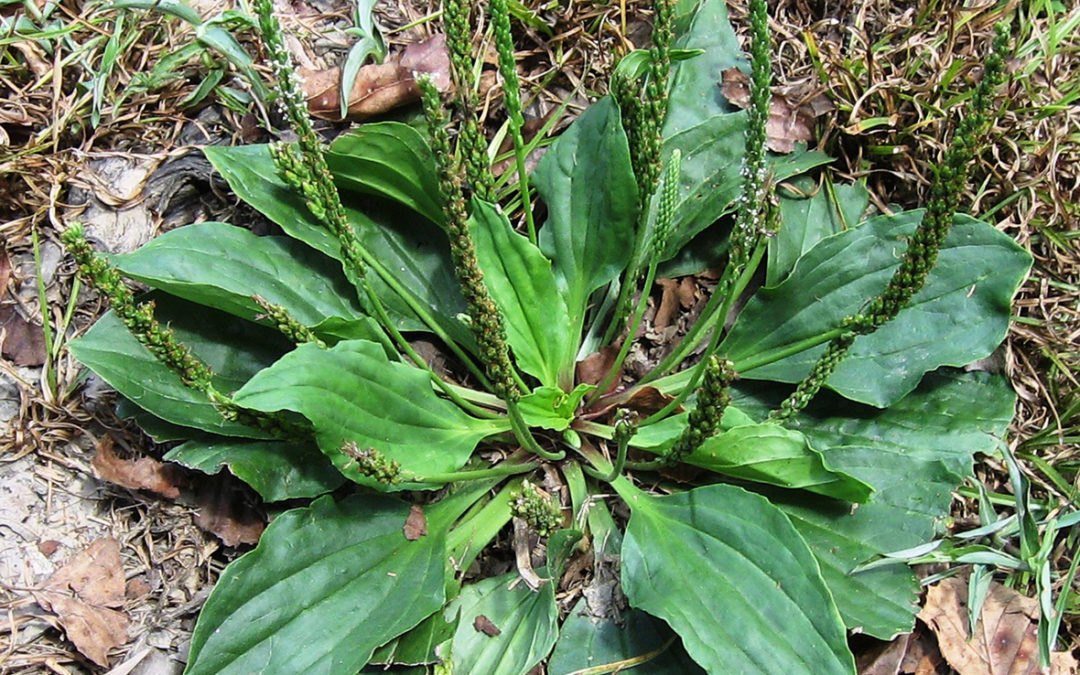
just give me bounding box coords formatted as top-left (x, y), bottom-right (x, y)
top-left (252, 295), bottom-right (324, 347)
top-left (419, 75), bottom-right (521, 402)
top-left (442, 0), bottom-right (495, 200)
top-left (341, 442), bottom-right (402, 485)
top-left (666, 356), bottom-right (736, 465)
top-left (771, 23), bottom-right (1011, 422)
top-left (510, 480), bottom-right (564, 537)
top-left (60, 224), bottom-right (213, 392)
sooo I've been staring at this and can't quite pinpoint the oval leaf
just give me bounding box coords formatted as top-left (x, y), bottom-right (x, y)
top-left (722, 212), bottom-right (1032, 406)
top-left (326, 122), bottom-right (444, 226)
top-left (204, 144), bottom-right (473, 347)
top-left (111, 221), bottom-right (364, 326)
top-left (548, 597), bottom-right (705, 674)
top-left (759, 370), bottom-right (1017, 638)
top-left (165, 438), bottom-right (345, 501)
top-left (620, 483), bottom-right (855, 674)
top-left (534, 96), bottom-right (638, 330)
top-left (69, 296), bottom-right (291, 438)
top-left (631, 413), bottom-right (869, 501)
top-left (232, 340), bottom-right (503, 486)
top-left (446, 571), bottom-right (558, 675)
top-left (470, 199), bottom-right (575, 388)
top-left (185, 494), bottom-right (445, 674)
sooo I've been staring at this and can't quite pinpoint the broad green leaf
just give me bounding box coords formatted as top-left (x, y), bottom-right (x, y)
top-left (186, 494), bottom-right (445, 675)
top-left (165, 438), bottom-right (344, 501)
top-left (631, 412), bottom-right (869, 501)
top-left (204, 144), bottom-right (473, 347)
top-left (232, 340), bottom-right (503, 487)
top-left (204, 144), bottom-right (339, 258)
top-left (664, 0), bottom-right (744, 134)
top-left (723, 212), bottom-right (1032, 406)
top-left (688, 424), bottom-right (871, 502)
top-left (655, 114), bottom-right (833, 258)
top-left (767, 178), bottom-right (869, 286)
top-left (70, 295), bottom-right (290, 438)
top-left (534, 96), bottom-right (638, 330)
top-left (309, 315), bottom-right (396, 352)
top-left (111, 222), bottom-right (364, 326)
top-left (518, 384), bottom-right (595, 431)
top-left (548, 598), bottom-right (705, 675)
top-left (619, 483), bottom-right (855, 674)
top-left (470, 199), bottom-right (575, 388)
top-left (327, 123), bottom-right (444, 226)
top-left (736, 370), bottom-right (1016, 638)
top-left (370, 609), bottom-right (457, 667)
top-left (446, 571), bottom-right (558, 675)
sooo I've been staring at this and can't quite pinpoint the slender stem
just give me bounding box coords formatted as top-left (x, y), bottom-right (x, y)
top-left (507, 401), bottom-right (565, 460)
top-left (409, 460), bottom-right (537, 484)
top-left (360, 251), bottom-right (492, 391)
top-left (510, 132), bottom-right (537, 244)
top-left (32, 228), bottom-right (56, 398)
top-left (587, 261), bottom-right (660, 407)
top-left (359, 281), bottom-right (499, 419)
top-left (734, 327), bottom-right (847, 373)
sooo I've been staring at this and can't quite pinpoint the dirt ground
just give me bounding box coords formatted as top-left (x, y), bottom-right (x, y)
top-left (1, 0), bottom-right (1078, 673)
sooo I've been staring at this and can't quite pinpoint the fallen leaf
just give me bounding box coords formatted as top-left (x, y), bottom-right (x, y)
top-left (37, 540), bottom-right (60, 557)
top-left (32, 538), bottom-right (130, 667)
top-left (473, 614), bottom-right (501, 637)
top-left (919, 575), bottom-right (1079, 675)
top-left (191, 473), bottom-right (265, 547)
top-left (576, 346), bottom-right (620, 395)
top-left (855, 625), bottom-right (948, 675)
top-left (0, 248), bottom-right (10, 300)
top-left (125, 578), bottom-right (152, 598)
top-left (0, 304), bottom-right (47, 366)
top-left (403, 504), bottom-right (427, 540)
top-left (92, 437), bottom-right (185, 499)
top-left (653, 278), bottom-right (681, 330)
top-left (304, 34), bottom-right (452, 121)
top-left (719, 68), bottom-right (834, 153)
top-left (624, 386), bottom-right (680, 417)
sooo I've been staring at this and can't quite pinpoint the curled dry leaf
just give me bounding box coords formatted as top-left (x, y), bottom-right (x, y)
top-left (0, 304), bottom-right (47, 366)
top-left (92, 438), bottom-right (263, 546)
top-left (403, 504), bottom-right (427, 540)
top-left (32, 538), bottom-right (130, 667)
top-left (719, 68), bottom-right (834, 153)
top-left (576, 346), bottom-right (620, 396)
top-left (918, 575), bottom-right (1079, 675)
top-left (92, 436), bottom-right (185, 499)
top-left (304, 34), bottom-right (453, 121)
top-left (473, 614), bottom-right (502, 637)
top-left (654, 277), bottom-right (698, 331)
top-left (191, 473), bottom-right (265, 547)
top-left (0, 248), bottom-right (10, 300)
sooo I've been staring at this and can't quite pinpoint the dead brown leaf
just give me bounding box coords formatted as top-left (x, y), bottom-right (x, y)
top-left (92, 437), bottom-right (184, 499)
top-left (576, 346), bottom-right (620, 395)
top-left (919, 575), bottom-right (1079, 675)
top-left (304, 34), bottom-right (452, 121)
top-left (0, 248), bottom-right (10, 300)
top-left (856, 626), bottom-right (949, 675)
top-left (191, 473), bottom-right (265, 547)
top-left (32, 538), bottom-right (130, 667)
top-left (654, 278), bottom-right (697, 330)
top-left (0, 303), bottom-right (47, 366)
top-left (473, 614), bottom-right (501, 637)
top-left (624, 386), bottom-right (680, 417)
top-left (719, 68), bottom-right (834, 153)
top-left (403, 504), bottom-right (427, 540)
